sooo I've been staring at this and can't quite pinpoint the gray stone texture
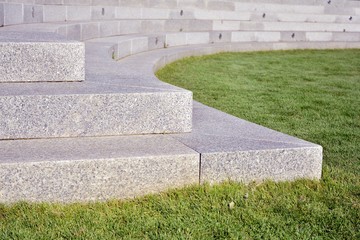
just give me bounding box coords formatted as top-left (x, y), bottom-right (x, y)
top-left (1, 0), bottom-right (359, 202)
top-left (43, 5), bottom-right (66, 22)
top-left (23, 4), bottom-right (43, 23)
top-left (66, 6), bottom-right (91, 21)
top-left (81, 22), bottom-right (100, 40)
top-left (99, 21), bottom-right (119, 37)
top-left (0, 32), bottom-right (85, 82)
top-left (0, 82), bottom-right (192, 139)
top-left (0, 135), bottom-right (199, 202)
top-left (66, 24), bottom-right (82, 41)
top-left (173, 102), bottom-right (323, 184)
top-left (148, 34), bottom-right (166, 50)
top-left (1, 3), bottom-right (23, 26)
top-left (91, 6), bottom-right (116, 20)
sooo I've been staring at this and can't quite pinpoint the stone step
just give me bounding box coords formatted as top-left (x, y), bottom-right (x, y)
top-left (97, 31), bottom-right (360, 59)
top-left (0, 0), bottom-right (332, 8)
top-left (3, 19), bottom-right (359, 43)
top-left (233, 1), bottom-right (325, 14)
top-left (1, 1), bottom-right (358, 26)
top-left (56, 20), bottom-right (360, 41)
top-left (215, 20), bottom-right (360, 32)
top-left (0, 85), bottom-right (192, 139)
top-left (194, 10), bottom-right (359, 23)
top-left (0, 101), bottom-right (322, 203)
top-left (0, 39), bottom-right (192, 140)
top-left (0, 31), bottom-right (85, 82)
top-left (0, 135), bottom-right (200, 202)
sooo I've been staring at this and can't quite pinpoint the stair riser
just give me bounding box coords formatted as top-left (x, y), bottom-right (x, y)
top-left (54, 20), bottom-right (360, 42)
top-left (0, 42), bottom-right (85, 82)
top-left (0, 92), bottom-right (192, 139)
top-left (0, 155), bottom-right (199, 203)
top-left (2, 2), bottom-right (359, 26)
top-left (200, 148), bottom-right (323, 184)
top-left (2, 0), bottom-right (340, 7)
top-left (215, 21), bottom-right (360, 32)
top-left (109, 31), bottom-right (360, 59)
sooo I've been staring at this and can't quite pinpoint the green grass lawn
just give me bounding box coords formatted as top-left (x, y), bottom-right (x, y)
top-left (1, 49), bottom-right (359, 239)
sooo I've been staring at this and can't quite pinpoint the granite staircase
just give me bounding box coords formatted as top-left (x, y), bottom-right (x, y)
top-left (1, 0), bottom-right (359, 202)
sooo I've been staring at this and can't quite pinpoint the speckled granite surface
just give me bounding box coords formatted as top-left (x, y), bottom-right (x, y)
top-left (7, 0), bottom-right (360, 201)
top-left (0, 32), bottom-right (85, 82)
top-left (0, 135), bottom-right (199, 202)
top-left (0, 101), bottom-right (322, 203)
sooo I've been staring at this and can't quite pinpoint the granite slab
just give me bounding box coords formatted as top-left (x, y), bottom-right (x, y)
top-left (173, 102), bottom-right (323, 184)
top-left (0, 135), bottom-right (199, 202)
top-left (0, 31), bottom-right (85, 82)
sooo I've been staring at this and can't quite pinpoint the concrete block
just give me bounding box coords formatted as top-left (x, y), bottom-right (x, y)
top-left (224, 11), bottom-right (252, 21)
top-left (115, 7), bottom-right (142, 19)
top-left (0, 4), bottom-right (4, 27)
top-left (169, 9), bottom-right (195, 20)
top-left (173, 102), bottom-right (323, 184)
top-left (346, 1), bottom-right (360, 7)
top-left (2, 3), bottom-right (23, 26)
top-left (81, 22), bottom-right (100, 40)
top-left (165, 19), bottom-right (187, 32)
top-left (92, 0), bottom-right (119, 5)
top-left (66, 5), bottom-right (91, 21)
top-left (0, 31), bottom-right (85, 82)
top-left (165, 19), bottom-right (212, 32)
top-left (141, 8), bottom-right (170, 19)
top-left (276, 13), bottom-right (309, 22)
top-left (335, 15), bottom-right (360, 23)
top-left (43, 5), bottom-right (66, 22)
top-left (36, 0), bottom-right (65, 4)
top-left (177, 0), bottom-right (206, 8)
top-left (131, 37), bottom-right (148, 54)
top-left (306, 14), bottom-right (338, 23)
top-left (0, 88), bottom-right (192, 139)
top-left (231, 31), bottom-right (281, 42)
top-left (63, 0), bottom-right (91, 5)
top-left (190, 9), bottom-right (214, 20)
top-left (116, 39), bottom-right (131, 59)
top-left (66, 24), bottom-right (81, 41)
top-left (187, 19), bottom-right (213, 31)
top-left (100, 21), bottom-right (119, 37)
top-left (56, 25), bottom-right (67, 37)
top-left (0, 135), bottom-right (199, 202)
top-left (278, 13), bottom-right (356, 24)
top-left (210, 31), bottom-right (232, 43)
top-left (332, 32), bottom-right (360, 41)
top-left (207, 1), bottom-right (235, 11)
top-left (148, 34), bottom-right (166, 50)
top-left (148, 0), bottom-right (177, 8)
top-left (231, 31), bottom-right (255, 42)
top-left (306, 32), bottom-right (333, 41)
top-left (186, 32), bottom-right (210, 45)
top-left (141, 20), bottom-right (165, 33)
top-left (165, 32), bottom-right (187, 47)
top-left (91, 6), bottom-right (116, 20)
top-left (213, 20), bottom-right (241, 31)
top-left (119, 20), bottom-right (142, 34)
top-left (200, 147), bottom-right (322, 184)
top-left (250, 12), bottom-right (278, 22)
top-left (119, 0), bottom-right (148, 7)
top-left (281, 31), bottom-right (306, 41)
top-left (340, 24), bottom-right (360, 32)
top-left (255, 31), bottom-right (281, 42)
top-left (23, 4), bottom-right (43, 24)
top-left (324, 5), bottom-right (355, 15)
top-left (234, 2), bottom-right (324, 14)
